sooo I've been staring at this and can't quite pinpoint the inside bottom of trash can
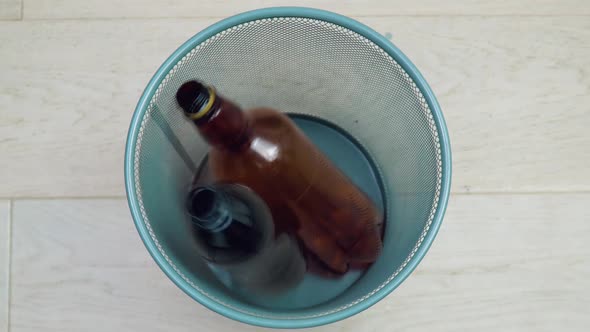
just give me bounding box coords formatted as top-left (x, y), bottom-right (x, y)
top-left (199, 114), bottom-right (387, 310)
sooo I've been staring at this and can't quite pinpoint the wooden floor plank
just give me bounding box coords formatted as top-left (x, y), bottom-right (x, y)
top-left (0, 201), bottom-right (10, 332)
top-left (9, 194), bottom-right (590, 331)
top-left (22, 0), bottom-right (590, 20)
top-left (0, 0), bottom-right (20, 20)
top-left (0, 17), bottom-right (589, 197)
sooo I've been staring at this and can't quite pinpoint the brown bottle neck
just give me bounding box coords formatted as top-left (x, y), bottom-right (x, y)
top-left (192, 96), bottom-right (252, 152)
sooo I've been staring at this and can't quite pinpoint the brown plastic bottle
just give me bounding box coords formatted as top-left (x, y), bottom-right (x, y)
top-left (176, 81), bottom-right (383, 274)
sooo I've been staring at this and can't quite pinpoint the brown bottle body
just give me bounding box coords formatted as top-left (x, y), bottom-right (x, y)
top-left (188, 93), bottom-right (383, 274)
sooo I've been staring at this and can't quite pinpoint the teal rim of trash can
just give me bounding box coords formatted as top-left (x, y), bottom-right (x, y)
top-left (125, 6), bottom-right (452, 329)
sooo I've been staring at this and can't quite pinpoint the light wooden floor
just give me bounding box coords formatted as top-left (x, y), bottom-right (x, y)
top-left (1, 1), bottom-right (589, 331)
